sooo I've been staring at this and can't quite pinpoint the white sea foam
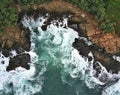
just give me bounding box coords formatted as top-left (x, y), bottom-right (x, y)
top-left (1, 13), bottom-right (119, 94)
top-left (0, 15), bottom-right (44, 95)
top-left (102, 79), bottom-right (120, 95)
top-left (21, 13), bottom-right (120, 95)
top-left (0, 51), bottom-right (38, 94)
top-left (79, 37), bottom-right (92, 46)
top-left (57, 20), bottom-right (106, 88)
top-left (113, 55), bottom-right (120, 62)
top-left (10, 50), bottom-right (17, 57)
top-left (63, 48), bottom-right (105, 88)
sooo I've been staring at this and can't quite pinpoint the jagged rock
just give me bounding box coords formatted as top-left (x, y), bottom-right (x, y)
top-left (39, 0), bottom-right (120, 54)
top-left (93, 51), bottom-right (110, 68)
top-left (0, 0), bottom-right (120, 72)
top-left (0, 26), bottom-right (31, 52)
top-left (41, 25), bottom-right (47, 31)
top-left (72, 38), bottom-right (90, 57)
top-left (0, 25), bottom-right (31, 71)
top-left (6, 54), bottom-right (30, 71)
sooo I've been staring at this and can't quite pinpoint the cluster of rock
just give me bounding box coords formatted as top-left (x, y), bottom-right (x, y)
top-left (0, 0), bottom-right (120, 74)
top-left (36, 0), bottom-right (120, 73)
top-left (0, 26), bottom-right (31, 71)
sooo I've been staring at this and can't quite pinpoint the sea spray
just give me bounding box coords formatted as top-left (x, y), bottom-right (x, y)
top-left (0, 50), bottom-right (39, 95)
top-left (22, 14), bottom-right (106, 95)
top-left (0, 13), bottom-right (120, 95)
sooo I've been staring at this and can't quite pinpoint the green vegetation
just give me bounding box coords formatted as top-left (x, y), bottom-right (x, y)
top-left (0, 0), bottom-right (51, 34)
top-left (69, 0), bottom-right (120, 33)
top-left (0, 0), bottom-right (18, 33)
top-left (0, 0), bottom-right (120, 34)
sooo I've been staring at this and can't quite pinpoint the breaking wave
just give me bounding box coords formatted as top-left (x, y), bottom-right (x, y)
top-left (0, 13), bottom-right (120, 95)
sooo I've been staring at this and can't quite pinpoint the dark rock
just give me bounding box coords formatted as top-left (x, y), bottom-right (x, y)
top-left (108, 59), bottom-right (120, 74)
top-left (68, 19), bottom-right (86, 36)
top-left (68, 24), bottom-right (78, 30)
top-left (72, 38), bottom-right (90, 57)
top-left (26, 8), bottom-right (35, 17)
top-left (2, 49), bottom-right (10, 57)
top-left (93, 51), bottom-right (110, 69)
top-left (72, 36), bottom-right (120, 74)
top-left (1, 61), bottom-right (4, 64)
top-left (99, 73), bottom-right (108, 83)
top-left (6, 54), bottom-right (30, 71)
top-left (41, 25), bottom-right (47, 31)
top-left (93, 62), bottom-right (102, 77)
top-left (35, 7), bottom-right (48, 18)
top-left (88, 56), bottom-right (92, 62)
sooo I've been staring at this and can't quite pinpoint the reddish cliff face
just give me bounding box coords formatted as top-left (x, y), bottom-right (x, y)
top-left (13, 0), bottom-right (120, 54)
top-left (0, 26), bottom-right (30, 51)
top-left (36, 0), bottom-right (120, 73)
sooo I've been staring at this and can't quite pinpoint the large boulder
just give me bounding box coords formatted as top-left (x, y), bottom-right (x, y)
top-left (6, 54), bottom-right (30, 71)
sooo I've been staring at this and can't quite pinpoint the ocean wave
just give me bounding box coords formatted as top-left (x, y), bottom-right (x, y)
top-left (0, 12), bottom-right (119, 95)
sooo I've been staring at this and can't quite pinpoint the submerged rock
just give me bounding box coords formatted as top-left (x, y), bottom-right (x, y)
top-left (41, 25), bottom-right (47, 31)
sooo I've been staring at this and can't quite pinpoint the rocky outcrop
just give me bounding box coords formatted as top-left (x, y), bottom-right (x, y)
top-left (0, 0), bottom-right (120, 72)
top-left (0, 26), bottom-right (31, 71)
top-left (6, 54), bottom-right (30, 71)
top-left (72, 38), bottom-right (120, 73)
top-left (0, 26), bottom-right (30, 52)
top-left (37, 0), bottom-right (120, 54)
top-left (37, 0), bottom-right (120, 73)
top-left (89, 33), bottom-right (120, 54)
top-left (15, 0), bottom-right (120, 53)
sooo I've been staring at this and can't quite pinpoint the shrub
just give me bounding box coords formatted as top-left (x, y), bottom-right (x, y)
top-left (69, 0), bottom-right (120, 33)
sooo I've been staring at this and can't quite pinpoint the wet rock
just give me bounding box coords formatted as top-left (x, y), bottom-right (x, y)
top-left (72, 37), bottom-right (120, 74)
top-left (2, 49), bottom-right (10, 57)
top-left (93, 51), bottom-right (110, 68)
top-left (108, 60), bottom-right (120, 74)
top-left (72, 38), bottom-right (90, 57)
top-left (93, 62), bottom-right (102, 77)
top-left (68, 24), bottom-right (78, 30)
top-left (99, 73), bottom-right (109, 83)
top-left (41, 25), bottom-right (47, 31)
top-left (88, 56), bottom-right (93, 62)
top-left (0, 0), bottom-right (120, 73)
top-left (1, 61), bottom-right (4, 64)
top-left (6, 54), bottom-right (30, 71)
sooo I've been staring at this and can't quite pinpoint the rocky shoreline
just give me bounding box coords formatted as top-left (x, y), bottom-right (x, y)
top-left (0, 0), bottom-right (120, 74)
top-left (0, 25), bottom-right (31, 71)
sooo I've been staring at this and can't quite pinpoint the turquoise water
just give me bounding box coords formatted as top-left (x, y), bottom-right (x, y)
top-left (22, 15), bottom-right (103, 95)
top-left (0, 14), bottom-right (120, 95)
